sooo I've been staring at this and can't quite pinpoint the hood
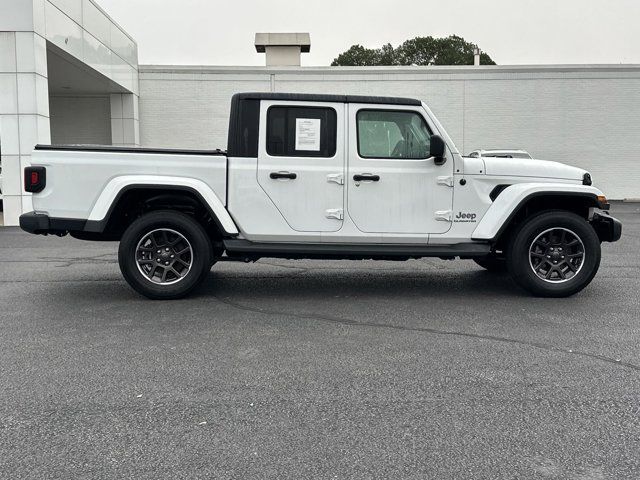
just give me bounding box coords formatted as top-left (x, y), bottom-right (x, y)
top-left (482, 157), bottom-right (588, 182)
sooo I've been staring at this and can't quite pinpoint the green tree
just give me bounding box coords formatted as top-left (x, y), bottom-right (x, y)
top-left (331, 35), bottom-right (496, 66)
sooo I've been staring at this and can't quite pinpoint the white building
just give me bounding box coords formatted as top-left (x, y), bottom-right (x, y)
top-left (1, 1), bottom-right (639, 226)
top-left (0, 0), bottom-right (139, 226)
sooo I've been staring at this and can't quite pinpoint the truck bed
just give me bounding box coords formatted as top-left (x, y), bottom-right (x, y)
top-left (30, 144), bottom-right (228, 221)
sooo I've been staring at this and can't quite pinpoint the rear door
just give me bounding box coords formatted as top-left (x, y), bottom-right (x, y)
top-left (257, 101), bottom-right (345, 232)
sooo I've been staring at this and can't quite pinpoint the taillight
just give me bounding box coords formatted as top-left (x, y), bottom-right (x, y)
top-left (24, 166), bottom-right (46, 193)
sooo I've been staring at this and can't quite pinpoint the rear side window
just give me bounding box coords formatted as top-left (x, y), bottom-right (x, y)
top-left (357, 110), bottom-right (431, 159)
top-left (267, 106), bottom-right (337, 158)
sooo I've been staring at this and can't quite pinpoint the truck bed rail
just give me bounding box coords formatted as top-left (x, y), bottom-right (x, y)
top-left (34, 145), bottom-right (226, 156)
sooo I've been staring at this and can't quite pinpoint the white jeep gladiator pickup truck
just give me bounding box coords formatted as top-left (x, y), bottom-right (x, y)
top-left (19, 92), bottom-right (621, 299)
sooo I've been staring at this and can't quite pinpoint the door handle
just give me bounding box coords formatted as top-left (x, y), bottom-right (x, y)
top-left (353, 174), bottom-right (380, 182)
top-left (270, 171), bottom-right (297, 180)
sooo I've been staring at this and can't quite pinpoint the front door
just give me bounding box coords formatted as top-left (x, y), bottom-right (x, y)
top-left (257, 101), bottom-right (345, 232)
top-left (347, 104), bottom-right (453, 235)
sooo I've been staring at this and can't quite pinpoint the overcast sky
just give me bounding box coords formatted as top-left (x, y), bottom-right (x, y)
top-left (98, 0), bottom-right (640, 66)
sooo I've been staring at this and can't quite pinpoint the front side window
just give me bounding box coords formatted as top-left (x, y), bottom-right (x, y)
top-left (357, 110), bottom-right (431, 159)
top-left (267, 106), bottom-right (337, 157)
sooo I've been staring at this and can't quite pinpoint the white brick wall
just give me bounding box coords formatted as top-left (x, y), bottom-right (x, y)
top-left (138, 65), bottom-right (640, 199)
top-left (139, 70), bottom-right (271, 150)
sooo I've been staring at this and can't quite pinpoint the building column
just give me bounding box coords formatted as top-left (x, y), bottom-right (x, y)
top-left (0, 29), bottom-right (50, 226)
top-left (110, 93), bottom-right (139, 147)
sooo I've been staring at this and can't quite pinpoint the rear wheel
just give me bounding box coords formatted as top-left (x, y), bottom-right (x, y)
top-left (506, 210), bottom-right (601, 297)
top-left (118, 211), bottom-right (212, 299)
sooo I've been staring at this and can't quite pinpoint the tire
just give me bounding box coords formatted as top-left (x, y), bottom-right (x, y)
top-left (118, 210), bottom-right (212, 300)
top-left (506, 210), bottom-right (601, 297)
top-left (474, 256), bottom-right (507, 272)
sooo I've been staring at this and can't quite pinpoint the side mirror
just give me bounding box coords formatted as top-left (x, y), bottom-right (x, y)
top-left (430, 135), bottom-right (446, 165)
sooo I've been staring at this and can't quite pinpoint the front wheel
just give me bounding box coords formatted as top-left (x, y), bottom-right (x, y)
top-left (506, 211), bottom-right (601, 297)
top-left (118, 211), bottom-right (212, 300)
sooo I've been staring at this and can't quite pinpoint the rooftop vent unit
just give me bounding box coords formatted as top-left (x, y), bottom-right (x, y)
top-left (255, 32), bottom-right (311, 66)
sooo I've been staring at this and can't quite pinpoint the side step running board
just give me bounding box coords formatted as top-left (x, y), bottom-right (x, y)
top-left (223, 239), bottom-right (491, 260)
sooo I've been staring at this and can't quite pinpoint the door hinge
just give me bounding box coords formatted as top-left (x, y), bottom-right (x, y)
top-left (435, 210), bottom-right (453, 222)
top-left (327, 173), bottom-right (344, 185)
top-left (325, 208), bottom-right (344, 220)
top-left (437, 176), bottom-right (454, 187)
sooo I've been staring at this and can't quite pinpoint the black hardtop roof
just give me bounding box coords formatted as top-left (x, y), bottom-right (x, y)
top-left (233, 92), bottom-right (422, 106)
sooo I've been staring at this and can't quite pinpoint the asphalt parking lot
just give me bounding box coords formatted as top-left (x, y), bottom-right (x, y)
top-left (0, 204), bottom-right (639, 479)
